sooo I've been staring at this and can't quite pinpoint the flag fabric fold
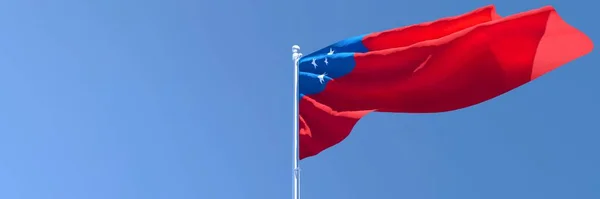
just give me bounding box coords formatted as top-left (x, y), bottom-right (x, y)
top-left (298, 5), bottom-right (593, 160)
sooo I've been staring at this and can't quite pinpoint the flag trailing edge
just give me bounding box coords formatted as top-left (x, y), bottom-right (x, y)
top-left (297, 5), bottom-right (594, 160)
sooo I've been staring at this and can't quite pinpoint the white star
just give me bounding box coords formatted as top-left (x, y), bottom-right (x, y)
top-left (327, 48), bottom-right (334, 55)
top-left (311, 58), bottom-right (317, 68)
top-left (324, 58), bottom-right (328, 65)
top-left (317, 72), bottom-right (327, 84)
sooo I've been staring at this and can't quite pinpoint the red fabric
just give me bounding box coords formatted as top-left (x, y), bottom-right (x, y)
top-left (299, 5), bottom-right (593, 160)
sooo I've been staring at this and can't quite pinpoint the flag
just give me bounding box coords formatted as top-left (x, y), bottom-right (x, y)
top-left (298, 5), bottom-right (593, 160)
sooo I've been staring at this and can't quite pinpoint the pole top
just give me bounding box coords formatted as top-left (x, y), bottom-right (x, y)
top-left (292, 45), bottom-right (302, 62)
top-left (292, 45), bottom-right (300, 51)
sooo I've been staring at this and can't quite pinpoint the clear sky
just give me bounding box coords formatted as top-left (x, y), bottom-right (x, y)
top-left (0, 0), bottom-right (597, 198)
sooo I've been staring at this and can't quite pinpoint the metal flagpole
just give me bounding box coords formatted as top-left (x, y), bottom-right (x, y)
top-left (292, 45), bottom-right (302, 199)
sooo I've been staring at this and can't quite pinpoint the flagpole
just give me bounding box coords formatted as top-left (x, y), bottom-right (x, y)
top-left (292, 45), bottom-right (302, 199)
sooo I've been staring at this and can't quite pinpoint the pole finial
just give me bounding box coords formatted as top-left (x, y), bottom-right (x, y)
top-left (292, 45), bottom-right (302, 62)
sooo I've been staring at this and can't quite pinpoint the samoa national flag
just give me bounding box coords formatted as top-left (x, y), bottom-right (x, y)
top-left (297, 5), bottom-right (593, 160)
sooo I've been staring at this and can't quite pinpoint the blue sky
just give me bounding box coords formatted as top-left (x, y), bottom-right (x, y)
top-left (0, 0), bottom-right (597, 198)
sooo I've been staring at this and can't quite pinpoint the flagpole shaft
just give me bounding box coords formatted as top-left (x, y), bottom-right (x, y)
top-left (292, 45), bottom-right (302, 199)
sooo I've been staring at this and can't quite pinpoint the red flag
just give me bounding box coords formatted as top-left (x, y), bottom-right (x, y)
top-left (298, 5), bottom-right (593, 159)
